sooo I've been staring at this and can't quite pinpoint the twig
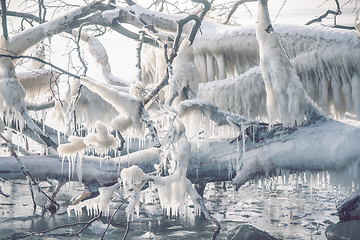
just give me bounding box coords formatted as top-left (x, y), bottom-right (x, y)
top-left (0, 54), bottom-right (80, 79)
top-left (1, 0), bottom-right (8, 40)
top-left (222, 0), bottom-right (258, 25)
top-left (100, 195), bottom-right (131, 240)
top-left (11, 215), bottom-right (102, 239)
top-left (75, 25), bottom-right (88, 75)
top-left (74, 213), bottom-right (102, 236)
top-left (306, 0), bottom-right (341, 26)
top-left (122, 221), bottom-right (131, 240)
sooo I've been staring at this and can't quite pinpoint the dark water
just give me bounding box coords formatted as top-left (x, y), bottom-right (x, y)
top-left (0, 176), bottom-right (349, 240)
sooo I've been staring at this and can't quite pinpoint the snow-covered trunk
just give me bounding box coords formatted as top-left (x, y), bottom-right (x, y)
top-left (256, 0), bottom-right (324, 126)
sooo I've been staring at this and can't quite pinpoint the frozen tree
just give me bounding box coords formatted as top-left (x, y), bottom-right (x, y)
top-left (1, 0), bottom-right (360, 239)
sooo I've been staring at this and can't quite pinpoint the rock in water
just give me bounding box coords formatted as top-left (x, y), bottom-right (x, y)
top-left (336, 189), bottom-right (360, 222)
top-left (227, 224), bottom-right (277, 240)
top-left (325, 220), bottom-right (360, 240)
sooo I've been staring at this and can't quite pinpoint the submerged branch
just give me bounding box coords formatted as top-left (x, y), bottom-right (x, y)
top-left (12, 214), bottom-right (102, 239)
top-left (100, 195), bottom-right (131, 240)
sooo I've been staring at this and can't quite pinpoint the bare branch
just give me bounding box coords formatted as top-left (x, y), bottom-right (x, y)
top-left (0, 54), bottom-right (80, 79)
top-left (1, 0), bottom-right (9, 40)
top-left (305, 0), bottom-right (342, 26)
top-left (99, 195), bottom-right (131, 240)
top-left (222, 0), bottom-right (257, 25)
top-left (0, 10), bottom-right (40, 23)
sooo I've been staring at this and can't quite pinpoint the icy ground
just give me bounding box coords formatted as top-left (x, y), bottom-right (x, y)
top-left (0, 176), bottom-right (349, 240)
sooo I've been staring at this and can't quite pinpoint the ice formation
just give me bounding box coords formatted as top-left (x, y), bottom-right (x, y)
top-left (34, 191), bottom-right (48, 207)
top-left (17, 69), bottom-right (60, 101)
top-left (197, 67), bottom-right (267, 120)
top-left (120, 118), bottom-right (199, 219)
top-left (67, 78), bottom-right (118, 129)
top-left (79, 76), bottom-right (143, 132)
top-left (83, 120), bottom-right (117, 154)
top-left (72, 29), bottom-right (129, 86)
top-left (67, 183), bottom-right (119, 217)
top-left (134, 4), bottom-right (360, 119)
top-left (58, 136), bottom-right (87, 155)
top-left (256, 0), bottom-right (323, 126)
top-left (166, 38), bottom-right (200, 107)
top-left (0, 36), bottom-right (27, 113)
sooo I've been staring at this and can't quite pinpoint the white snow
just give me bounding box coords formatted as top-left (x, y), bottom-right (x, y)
top-left (83, 120), bottom-right (117, 154)
top-left (101, 8), bottom-right (120, 24)
top-left (58, 136), bottom-right (87, 155)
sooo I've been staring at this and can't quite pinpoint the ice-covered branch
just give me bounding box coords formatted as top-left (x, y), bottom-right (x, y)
top-left (72, 29), bottom-right (130, 86)
top-left (79, 76), bottom-right (143, 132)
top-left (257, 0), bottom-right (325, 126)
top-left (1, 118), bottom-right (360, 190)
top-left (8, 1), bottom-right (106, 55)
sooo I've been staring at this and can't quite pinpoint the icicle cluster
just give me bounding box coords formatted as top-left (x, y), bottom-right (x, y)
top-left (67, 183), bottom-right (119, 217)
top-left (120, 117), bottom-right (200, 219)
top-left (166, 38), bottom-right (200, 107)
